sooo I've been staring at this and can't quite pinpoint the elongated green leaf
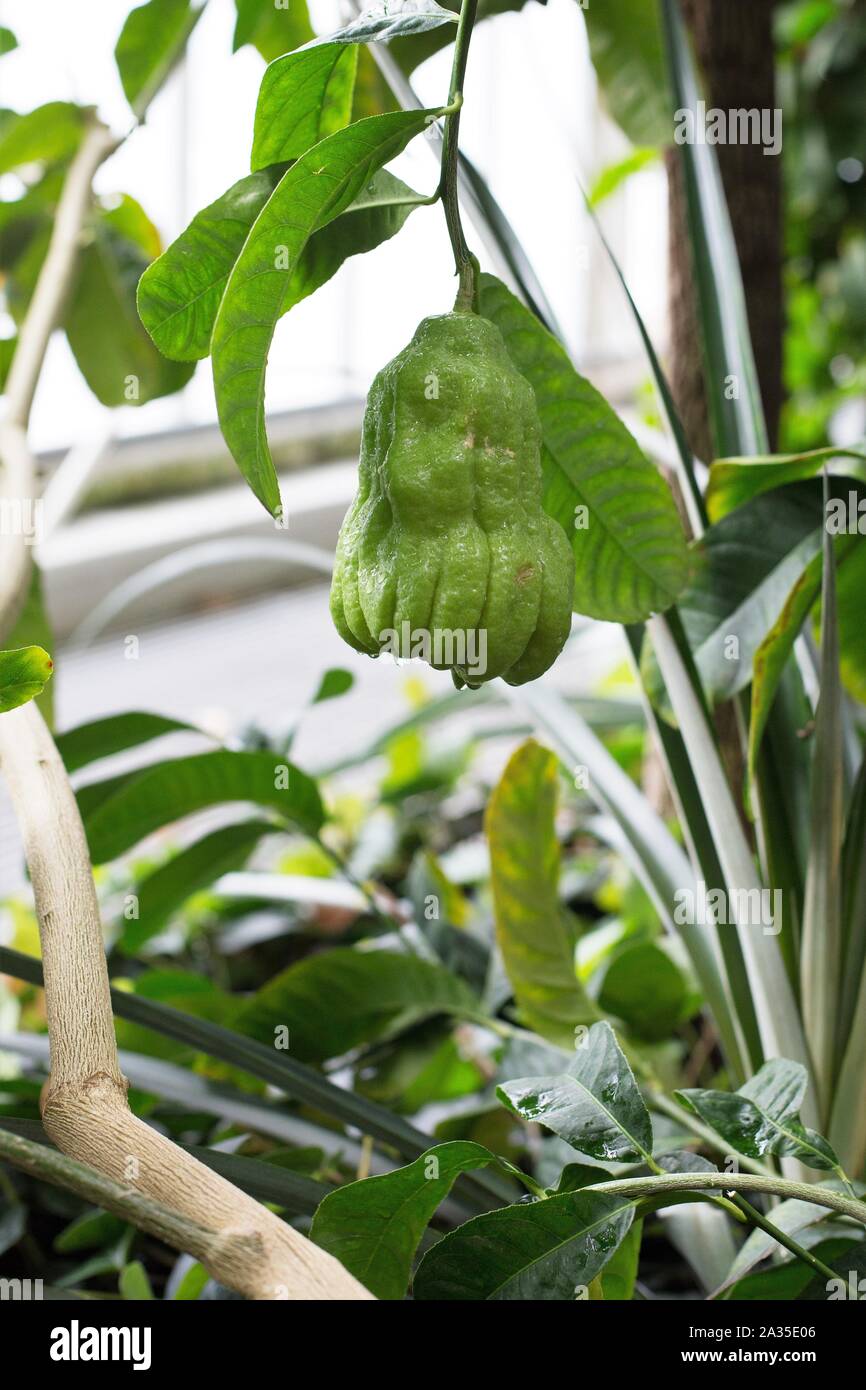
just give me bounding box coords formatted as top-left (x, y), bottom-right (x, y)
top-left (0, 645), bottom-right (52, 713)
top-left (414, 1189), bottom-right (635, 1299)
top-left (55, 710), bottom-right (199, 773)
top-left (498, 1020), bottom-right (654, 1164)
top-left (79, 750), bottom-right (324, 863)
top-left (479, 273), bottom-right (689, 622)
top-left (642, 488), bottom-right (823, 715)
top-left (597, 1218), bottom-right (642, 1300)
top-left (677, 1059), bottom-right (842, 1173)
top-left (839, 754), bottom-right (866, 1047)
top-left (835, 539), bottom-right (866, 705)
top-left (311, 1140), bottom-right (511, 1299)
top-left (251, 44), bottom-right (358, 169)
top-left (115, 0), bottom-right (203, 118)
top-left (233, 0), bottom-right (314, 62)
top-left (119, 1261), bottom-right (154, 1300)
top-left (484, 740), bottom-right (596, 1047)
top-left (583, 0), bottom-right (671, 147)
top-left (239, 947), bottom-right (477, 1062)
top-left (120, 820), bottom-right (276, 952)
top-left (0, 103), bottom-right (86, 175)
top-left (707, 444), bottom-right (866, 522)
top-left (212, 108), bottom-right (437, 514)
top-left (65, 200), bottom-right (194, 406)
top-left (139, 164), bottom-right (424, 361)
top-left (0, 945), bottom-right (510, 1212)
top-left (800, 490), bottom-right (843, 1120)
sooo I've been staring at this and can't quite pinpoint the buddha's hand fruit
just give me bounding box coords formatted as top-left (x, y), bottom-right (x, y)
top-left (329, 310), bottom-right (575, 687)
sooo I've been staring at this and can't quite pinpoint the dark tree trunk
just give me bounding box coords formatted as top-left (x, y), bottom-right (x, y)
top-left (667, 0), bottom-right (783, 461)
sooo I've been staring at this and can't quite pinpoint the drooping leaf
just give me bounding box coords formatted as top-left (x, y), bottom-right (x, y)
top-left (413, 1188), bottom-right (635, 1300)
top-left (250, 44), bottom-right (358, 169)
top-left (485, 739), bottom-right (596, 1047)
top-left (55, 710), bottom-right (200, 773)
top-left (65, 197), bottom-right (195, 405)
top-left (583, 0), bottom-right (671, 147)
top-left (497, 1019), bottom-right (655, 1165)
top-left (120, 820), bottom-right (277, 952)
top-left (0, 103), bottom-right (86, 175)
top-left (79, 749), bottom-right (324, 863)
top-left (677, 1059), bottom-right (842, 1173)
top-left (238, 947), bottom-right (477, 1062)
top-left (311, 1140), bottom-right (514, 1299)
top-left (212, 108), bottom-right (438, 514)
top-left (139, 163), bottom-right (424, 361)
top-left (0, 645), bottom-right (53, 713)
top-left (232, 0), bottom-right (315, 62)
top-left (479, 273), bottom-right (689, 622)
top-left (115, 0), bottom-right (204, 118)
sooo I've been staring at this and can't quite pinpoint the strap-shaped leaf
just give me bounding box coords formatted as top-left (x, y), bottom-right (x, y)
top-left (413, 1188), bottom-right (635, 1300)
top-left (212, 108), bottom-right (437, 514)
top-left (79, 750), bottom-right (325, 862)
top-left (479, 273), bottom-right (689, 622)
top-left (498, 1020), bottom-right (654, 1164)
top-left (139, 165), bottom-right (425, 361)
top-left (485, 739), bottom-right (596, 1047)
top-left (707, 443), bottom-right (866, 522)
top-left (311, 1140), bottom-right (517, 1299)
top-left (677, 1059), bottom-right (842, 1173)
top-left (56, 710), bottom-right (200, 772)
top-left (0, 645), bottom-right (53, 713)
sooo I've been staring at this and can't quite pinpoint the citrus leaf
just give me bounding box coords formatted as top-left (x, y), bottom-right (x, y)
top-left (413, 1188), bottom-right (635, 1299)
top-left (479, 273), bottom-right (689, 622)
top-left (212, 109), bottom-right (438, 514)
top-left (485, 739), bottom-right (596, 1047)
top-left (0, 103), bottom-right (86, 175)
top-left (497, 1019), bottom-right (654, 1164)
top-left (115, 0), bottom-right (204, 119)
top-left (0, 645), bottom-right (53, 713)
top-left (238, 947), bottom-right (477, 1062)
top-left (79, 749), bottom-right (324, 863)
top-left (677, 1059), bottom-right (842, 1173)
top-left (139, 164), bottom-right (424, 361)
top-left (55, 710), bottom-right (200, 773)
top-left (311, 1139), bottom-right (511, 1299)
top-left (251, 44), bottom-right (358, 169)
top-left (232, 0), bottom-right (314, 62)
top-left (582, 0), bottom-right (671, 147)
top-left (706, 444), bottom-right (866, 522)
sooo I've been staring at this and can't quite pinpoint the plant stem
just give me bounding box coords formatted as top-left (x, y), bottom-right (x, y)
top-left (585, 1170), bottom-right (866, 1226)
top-left (733, 1194), bottom-right (838, 1286)
top-left (439, 0), bottom-right (480, 310)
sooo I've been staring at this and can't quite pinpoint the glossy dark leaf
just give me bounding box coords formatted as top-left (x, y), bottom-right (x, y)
top-left (79, 749), bottom-right (324, 863)
top-left (413, 1188), bottom-right (635, 1299)
top-left (311, 1140), bottom-right (510, 1299)
top-left (498, 1020), bottom-right (654, 1164)
top-left (677, 1059), bottom-right (841, 1172)
top-left (479, 273), bottom-right (689, 622)
top-left (212, 109), bottom-right (437, 514)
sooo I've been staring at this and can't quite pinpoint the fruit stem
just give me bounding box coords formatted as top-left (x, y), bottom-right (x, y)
top-left (439, 0), bottom-right (480, 311)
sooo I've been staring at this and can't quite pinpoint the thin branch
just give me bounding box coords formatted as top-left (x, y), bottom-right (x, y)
top-left (586, 1170), bottom-right (866, 1226)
